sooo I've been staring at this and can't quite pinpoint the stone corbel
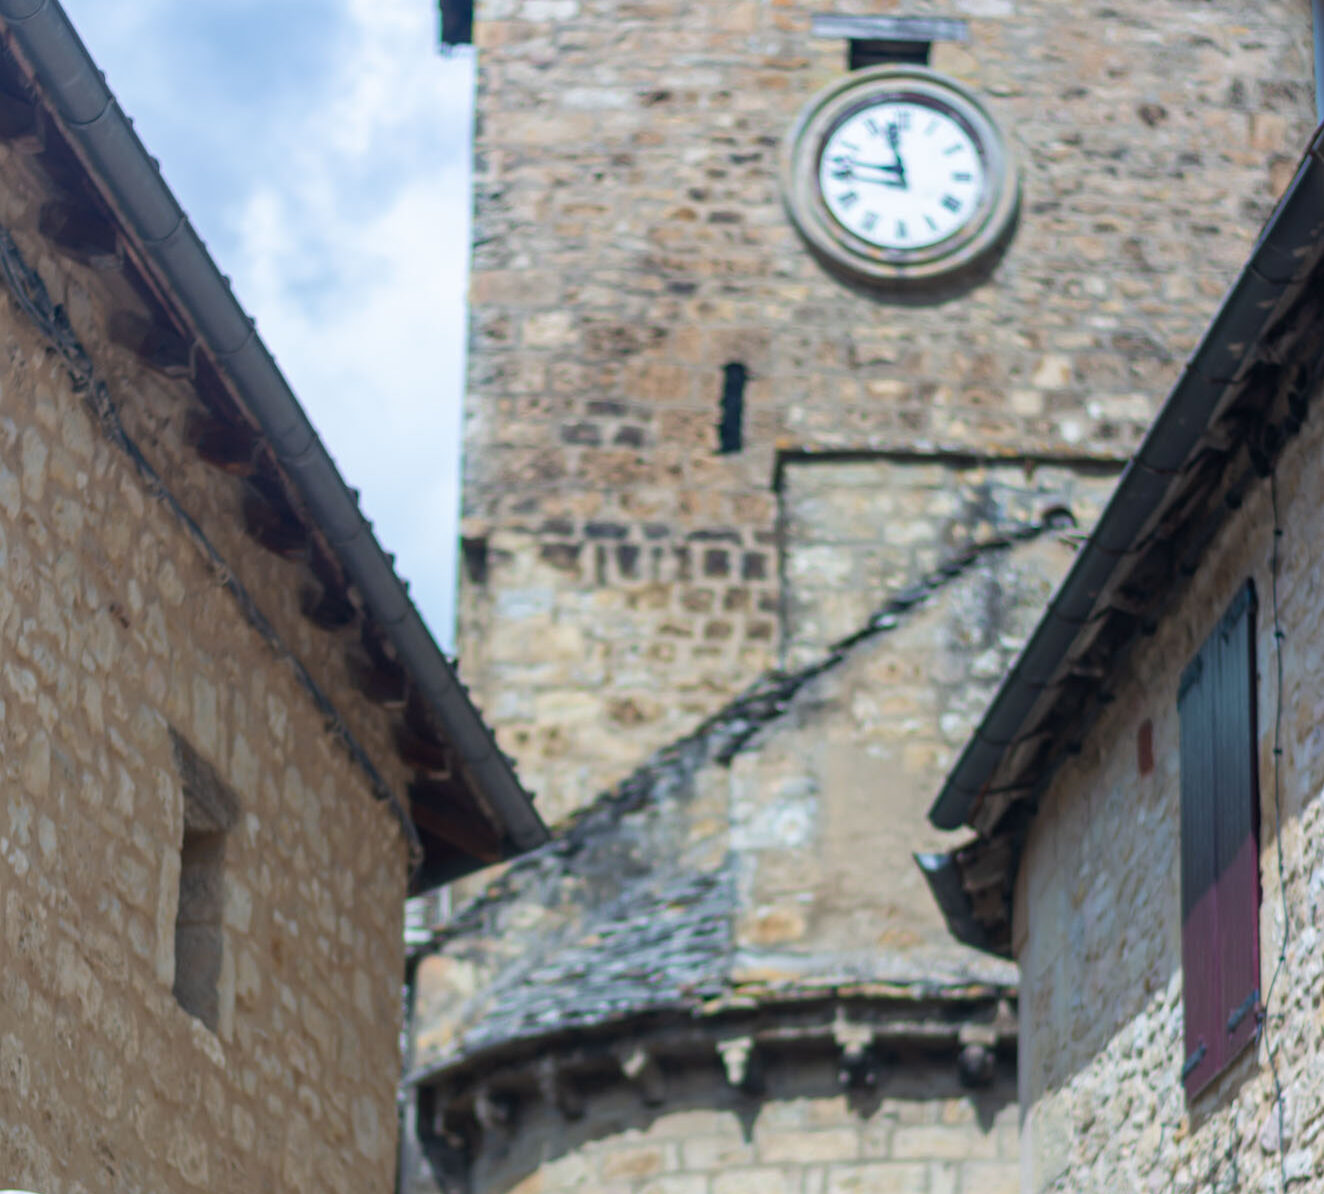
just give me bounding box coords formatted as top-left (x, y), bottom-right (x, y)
top-left (956, 1023), bottom-right (998, 1088)
top-left (717, 1035), bottom-right (765, 1095)
top-left (833, 1019), bottom-right (880, 1089)
top-left (537, 1057), bottom-right (586, 1121)
top-left (473, 1084), bottom-right (516, 1133)
top-left (619, 1046), bottom-right (666, 1106)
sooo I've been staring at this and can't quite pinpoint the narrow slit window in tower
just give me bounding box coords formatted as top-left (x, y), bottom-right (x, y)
top-left (718, 363), bottom-right (747, 455)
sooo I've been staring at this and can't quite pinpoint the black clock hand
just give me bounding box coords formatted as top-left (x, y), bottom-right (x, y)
top-left (833, 158), bottom-right (905, 179)
top-left (834, 159), bottom-right (907, 190)
top-left (854, 172), bottom-right (908, 190)
top-left (885, 122), bottom-right (908, 189)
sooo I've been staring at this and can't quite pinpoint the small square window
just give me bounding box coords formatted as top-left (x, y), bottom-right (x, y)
top-left (848, 38), bottom-right (931, 70)
top-left (440, 0), bottom-right (473, 47)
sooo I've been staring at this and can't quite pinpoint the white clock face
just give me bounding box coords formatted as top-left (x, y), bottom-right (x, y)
top-left (817, 100), bottom-right (987, 251)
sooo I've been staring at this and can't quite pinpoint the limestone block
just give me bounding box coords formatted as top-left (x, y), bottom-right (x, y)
top-left (600, 1145), bottom-right (667, 1179)
top-left (825, 1162), bottom-right (928, 1194)
top-left (19, 426), bottom-right (45, 501)
top-left (711, 1168), bottom-right (795, 1194)
top-left (758, 1129), bottom-right (860, 1163)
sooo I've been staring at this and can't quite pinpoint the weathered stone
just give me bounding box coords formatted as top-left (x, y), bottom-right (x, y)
top-left (1017, 361), bottom-right (1324, 1190)
top-left (458, 0), bottom-right (1314, 821)
top-left (0, 56), bottom-right (417, 1194)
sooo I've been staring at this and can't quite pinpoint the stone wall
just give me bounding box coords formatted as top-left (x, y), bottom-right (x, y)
top-left (459, 0), bottom-right (1316, 821)
top-left (0, 148), bottom-right (410, 1192)
top-left (411, 515), bottom-right (1094, 1084)
top-left (407, 517), bottom-right (1068, 1190)
top-left (729, 529), bottom-right (1081, 989)
top-left (1015, 365), bottom-right (1324, 1189)
top-left (464, 1062), bottom-right (1019, 1194)
top-left (780, 456), bottom-right (1118, 664)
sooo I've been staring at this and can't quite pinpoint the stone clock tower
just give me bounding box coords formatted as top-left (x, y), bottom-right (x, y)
top-left (405, 5), bottom-right (1316, 1193)
top-left (455, 0), bottom-right (1313, 828)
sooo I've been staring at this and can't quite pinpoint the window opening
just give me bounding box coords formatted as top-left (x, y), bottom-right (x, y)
top-left (718, 363), bottom-right (747, 455)
top-left (849, 39), bottom-right (930, 69)
top-left (440, 0), bottom-right (474, 47)
top-left (171, 730), bottom-right (239, 1031)
top-left (461, 535), bottom-right (490, 585)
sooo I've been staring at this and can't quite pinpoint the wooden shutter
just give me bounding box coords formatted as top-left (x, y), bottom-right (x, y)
top-left (1178, 582), bottom-right (1260, 1100)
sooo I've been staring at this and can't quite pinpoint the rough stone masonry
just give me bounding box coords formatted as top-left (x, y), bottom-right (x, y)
top-left (0, 67), bottom-right (413, 1194)
top-left (414, 5), bottom-right (1320, 1194)
top-left (457, 0), bottom-right (1317, 825)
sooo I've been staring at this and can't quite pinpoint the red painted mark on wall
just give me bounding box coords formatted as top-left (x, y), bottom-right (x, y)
top-left (1138, 719), bottom-right (1155, 777)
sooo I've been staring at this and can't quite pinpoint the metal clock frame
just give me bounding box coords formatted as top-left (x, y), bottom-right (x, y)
top-left (781, 66), bottom-right (1020, 289)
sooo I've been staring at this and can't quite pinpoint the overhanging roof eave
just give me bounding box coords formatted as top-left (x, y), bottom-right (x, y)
top-left (929, 124), bottom-right (1324, 835)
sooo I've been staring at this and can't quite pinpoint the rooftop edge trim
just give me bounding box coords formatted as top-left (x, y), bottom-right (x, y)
top-left (0, 0), bottom-right (548, 857)
top-left (929, 124), bottom-right (1324, 833)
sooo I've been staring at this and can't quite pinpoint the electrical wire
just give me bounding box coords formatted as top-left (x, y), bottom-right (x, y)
top-left (0, 222), bottom-right (424, 866)
top-left (1258, 469), bottom-right (1290, 1194)
top-left (1254, 346), bottom-right (1324, 1194)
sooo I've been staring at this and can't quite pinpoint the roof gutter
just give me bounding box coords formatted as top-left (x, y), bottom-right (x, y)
top-left (0, 0), bottom-right (547, 854)
top-left (930, 125), bottom-right (1324, 833)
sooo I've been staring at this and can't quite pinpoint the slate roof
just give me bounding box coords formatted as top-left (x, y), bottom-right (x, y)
top-left (440, 868), bottom-right (735, 1063)
top-left (923, 128), bottom-right (1324, 957)
top-left (406, 518), bottom-right (1060, 1085)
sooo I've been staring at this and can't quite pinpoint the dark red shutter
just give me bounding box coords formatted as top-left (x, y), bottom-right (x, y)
top-left (1179, 647), bottom-right (1219, 1095)
top-left (1178, 582), bottom-right (1260, 1100)
top-left (1211, 586), bottom-right (1261, 1068)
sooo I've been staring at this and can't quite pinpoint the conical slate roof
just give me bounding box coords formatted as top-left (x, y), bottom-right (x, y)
top-left (405, 518), bottom-right (1080, 1085)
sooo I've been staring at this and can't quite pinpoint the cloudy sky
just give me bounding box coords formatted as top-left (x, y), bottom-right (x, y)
top-left (61, 0), bottom-right (476, 646)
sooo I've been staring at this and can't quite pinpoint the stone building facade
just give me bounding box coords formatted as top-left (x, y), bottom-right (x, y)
top-left (926, 134), bottom-right (1324, 1190)
top-left (405, 526), bottom-right (1047, 1191)
top-left (457, 0), bottom-right (1315, 826)
top-left (0, 6), bottom-right (542, 1192)
top-left (411, 1), bottom-right (1319, 1193)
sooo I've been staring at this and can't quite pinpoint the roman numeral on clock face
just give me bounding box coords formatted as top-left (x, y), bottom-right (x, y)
top-left (808, 91), bottom-right (1000, 258)
top-left (790, 74), bottom-right (1016, 282)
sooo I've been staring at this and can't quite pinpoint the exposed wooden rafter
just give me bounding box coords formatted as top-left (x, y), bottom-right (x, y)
top-left (38, 199), bottom-right (119, 270)
top-left (0, 87), bottom-right (40, 150)
top-left (410, 780), bottom-right (503, 862)
top-left (108, 308), bottom-right (192, 377)
top-left (396, 722), bottom-right (454, 777)
top-left (241, 486), bottom-right (310, 559)
top-left (187, 413), bottom-right (257, 475)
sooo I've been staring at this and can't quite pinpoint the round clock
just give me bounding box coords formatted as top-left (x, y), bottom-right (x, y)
top-left (781, 66), bottom-right (1019, 288)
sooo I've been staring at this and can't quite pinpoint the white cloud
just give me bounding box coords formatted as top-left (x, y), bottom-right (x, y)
top-left (61, 0), bottom-right (474, 644)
